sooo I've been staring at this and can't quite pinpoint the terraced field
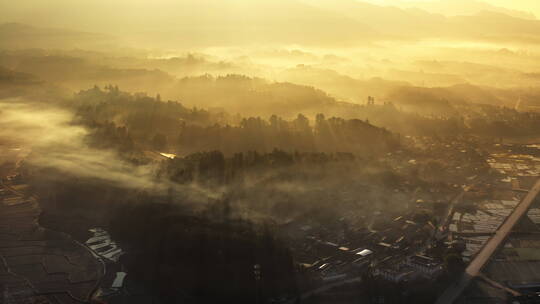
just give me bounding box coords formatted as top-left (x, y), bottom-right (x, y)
top-left (1, 180), bottom-right (103, 303)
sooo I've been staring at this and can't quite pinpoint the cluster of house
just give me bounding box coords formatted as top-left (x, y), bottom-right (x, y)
top-left (374, 254), bottom-right (444, 283)
top-left (85, 228), bottom-right (124, 262)
top-left (301, 233), bottom-right (445, 285)
top-left (294, 207), bottom-right (443, 284)
top-left (85, 228), bottom-right (129, 298)
top-left (487, 153), bottom-right (540, 178)
top-left (302, 237), bottom-right (375, 282)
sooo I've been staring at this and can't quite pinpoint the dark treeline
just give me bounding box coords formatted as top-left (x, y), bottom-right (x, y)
top-left (160, 149), bottom-right (358, 187)
top-left (176, 113), bottom-right (397, 155)
top-left (73, 85), bottom-right (399, 156)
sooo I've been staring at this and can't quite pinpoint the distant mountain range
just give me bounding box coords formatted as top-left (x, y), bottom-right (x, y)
top-left (399, 0), bottom-right (536, 19)
top-left (0, 23), bottom-right (116, 50)
top-left (303, 0), bottom-right (540, 44)
top-left (1, 0), bottom-right (540, 47)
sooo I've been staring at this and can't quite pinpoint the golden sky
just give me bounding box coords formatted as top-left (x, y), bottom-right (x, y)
top-left (1, 0), bottom-right (539, 49)
top-left (464, 0), bottom-right (538, 15)
top-left (482, 0), bottom-right (539, 15)
top-left (367, 0), bottom-right (539, 16)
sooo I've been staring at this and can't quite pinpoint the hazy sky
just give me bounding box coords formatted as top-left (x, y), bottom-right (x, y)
top-left (366, 0), bottom-right (539, 16)
top-left (1, 0), bottom-right (538, 31)
top-left (460, 0), bottom-right (539, 14)
top-left (475, 0), bottom-right (539, 16)
top-left (2, 0), bottom-right (540, 49)
top-left (465, 0), bottom-right (539, 15)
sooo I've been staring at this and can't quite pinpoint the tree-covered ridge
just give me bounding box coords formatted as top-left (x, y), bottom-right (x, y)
top-left (73, 85), bottom-right (399, 156)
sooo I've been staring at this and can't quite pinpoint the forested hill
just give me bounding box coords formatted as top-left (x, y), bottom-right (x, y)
top-left (72, 85), bottom-right (400, 156)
